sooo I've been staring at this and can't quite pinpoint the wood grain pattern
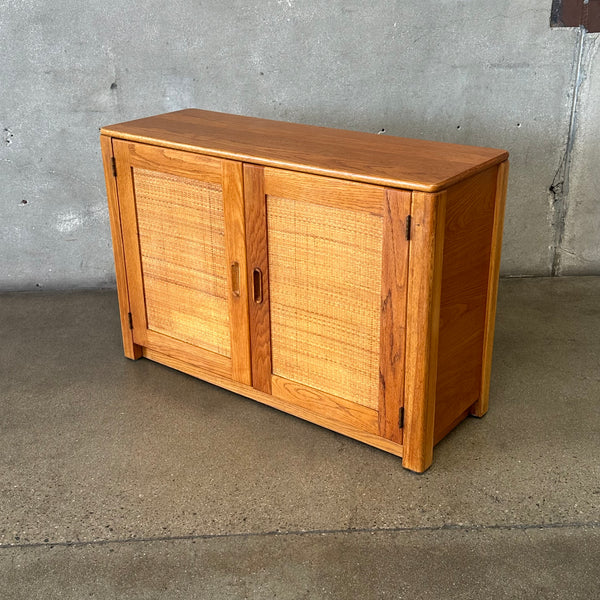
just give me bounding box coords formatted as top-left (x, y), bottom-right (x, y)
top-left (243, 164), bottom-right (273, 393)
top-left (271, 375), bottom-right (379, 434)
top-left (378, 189), bottom-right (411, 443)
top-left (100, 135), bottom-right (142, 360)
top-left (263, 167), bottom-right (384, 216)
top-left (101, 109), bottom-right (508, 193)
top-left (434, 407), bottom-right (470, 444)
top-left (433, 166), bottom-right (499, 442)
top-left (144, 330), bottom-right (231, 379)
top-left (402, 191), bottom-right (447, 473)
top-left (266, 191), bottom-right (384, 410)
top-left (143, 348), bottom-right (402, 457)
top-left (126, 141), bottom-right (222, 184)
top-left (222, 160), bottom-right (252, 385)
top-left (471, 161), bottom-right (509, 418)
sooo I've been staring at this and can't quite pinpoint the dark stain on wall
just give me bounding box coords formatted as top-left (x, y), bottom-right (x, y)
top-left (551, 0), bottom-right (600, 32)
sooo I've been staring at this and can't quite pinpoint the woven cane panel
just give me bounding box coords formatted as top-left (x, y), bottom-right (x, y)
top-left (267, 195), bottom-right (383, 409)
top-left (133, 168), bottom-right (231, 357)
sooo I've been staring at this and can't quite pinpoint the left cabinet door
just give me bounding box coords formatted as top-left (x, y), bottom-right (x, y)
top-left (112, 140), bottom-right (252, 384)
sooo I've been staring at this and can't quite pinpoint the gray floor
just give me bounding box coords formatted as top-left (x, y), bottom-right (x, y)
top-left (1, 277), bottom-right (599, 599)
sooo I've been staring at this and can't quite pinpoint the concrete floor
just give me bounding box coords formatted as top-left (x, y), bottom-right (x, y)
top-left (1, 277), bottom-right (599, 598)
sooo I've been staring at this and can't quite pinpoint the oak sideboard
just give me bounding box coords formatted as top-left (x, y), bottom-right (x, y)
top-left (100, 109), bottom-right (508, 472)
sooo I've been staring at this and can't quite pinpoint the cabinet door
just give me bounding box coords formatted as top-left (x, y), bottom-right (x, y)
top-left (244, 166), bottom-right (411, 442)
top-left (113, 140), bottom-right (251, 384)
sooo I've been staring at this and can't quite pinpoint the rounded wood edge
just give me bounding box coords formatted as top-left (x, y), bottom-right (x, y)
top-left (425, 152), bottom-right (510, 193)
top-left (469, 402), bottom-right (488, 418)
top-left (98, 130), bottom-right (509, 193)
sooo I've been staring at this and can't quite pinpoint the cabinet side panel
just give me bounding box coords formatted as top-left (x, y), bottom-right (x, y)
top-left (471, 161), bottom-right (509, 417)
top-left (101, 135), bottom-right (141, 359)
top-left (433, 165), bottom-right (500, 443)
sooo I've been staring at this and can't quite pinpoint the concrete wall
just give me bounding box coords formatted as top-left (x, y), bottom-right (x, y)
top-left (0, 1), bottom-right (598, 290)
top-left (558, 33), bottom-right (600, 274)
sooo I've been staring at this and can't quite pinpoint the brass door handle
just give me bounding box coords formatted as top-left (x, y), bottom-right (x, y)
top-left (252, 268), bottom-right (263, 304)
top-left (231, 262), bottom-right (240, 297)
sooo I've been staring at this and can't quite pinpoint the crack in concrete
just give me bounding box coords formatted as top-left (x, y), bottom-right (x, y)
top-left (550, 26), bottom-right (587, 276)
top-left (2, 520), bottom-right (599, 551)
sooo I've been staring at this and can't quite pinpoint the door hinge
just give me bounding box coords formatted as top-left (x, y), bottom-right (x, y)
top-left (405, 215), bottom-right (412, 241)
top-left (111, 156), bottom-right (117, 178)
top-left (399, 406), bottom-right (405, 429)
top-left (128, 312), bottom-right (133, 329)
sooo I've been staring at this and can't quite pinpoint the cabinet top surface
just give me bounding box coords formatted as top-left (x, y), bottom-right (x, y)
top-left (101, 109), bottom-right (508, 192)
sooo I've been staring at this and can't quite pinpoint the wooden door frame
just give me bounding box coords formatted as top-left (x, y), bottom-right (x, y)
top-left (244, 164), bottom-right (411, 439)
top-left (110, 139), bottom-right (252, 384)
top-left (101, 135), bottom-right (142, 360)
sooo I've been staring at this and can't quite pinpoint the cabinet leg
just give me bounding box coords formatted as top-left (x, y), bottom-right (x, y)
top-left (123, 339), bottom-right (143, 360)
top-left (402, 191), bottom-right (446, 474)
top-left (470, 398), bottom-right (488, 418)
top-left (119, 310), bottom-right (142, 360)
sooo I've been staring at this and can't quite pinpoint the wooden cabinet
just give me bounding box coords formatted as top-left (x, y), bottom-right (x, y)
top-left (100, 109), bottom-right (508, 472)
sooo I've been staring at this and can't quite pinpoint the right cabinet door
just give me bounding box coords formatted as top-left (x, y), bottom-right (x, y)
top-left (244, 165), bottom-right (411, 442)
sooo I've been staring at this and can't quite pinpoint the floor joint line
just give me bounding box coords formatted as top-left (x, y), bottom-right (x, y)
top-left (2, 520), bottom-right (599, 550)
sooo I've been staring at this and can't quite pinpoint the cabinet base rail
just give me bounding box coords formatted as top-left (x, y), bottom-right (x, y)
top-left (143, 348), bottom-right (406, 459)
